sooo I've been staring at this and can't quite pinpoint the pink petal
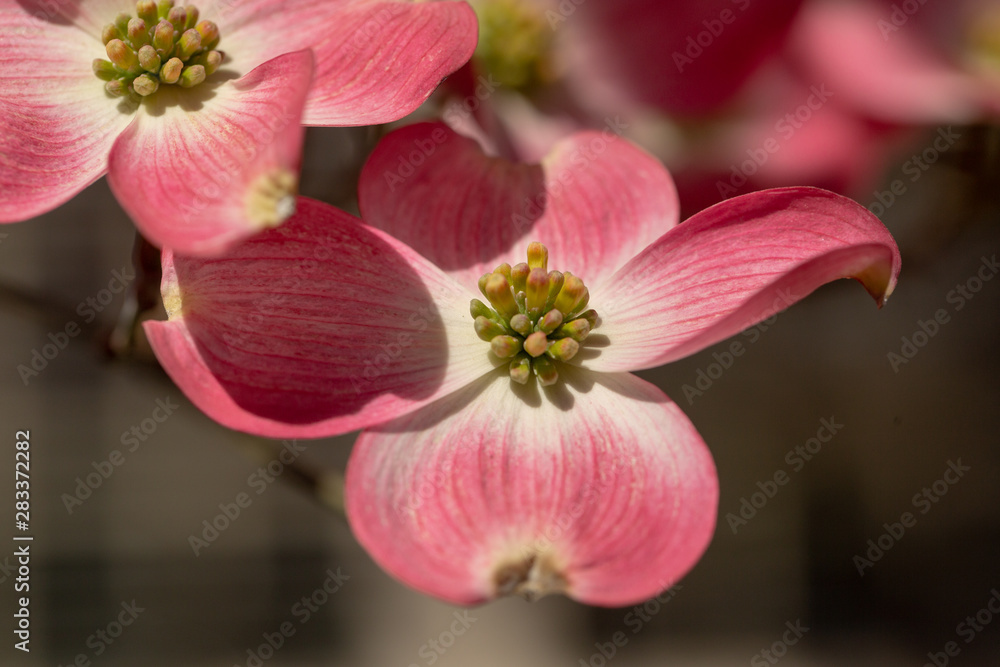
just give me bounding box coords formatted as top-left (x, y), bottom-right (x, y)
top-left (217, 0), bottom-right (478, 126)
top-left (358, 122), bottom-right (679, 288)
top-left (346, 368), bottom-right (718, 607)
top-left (573, 0), bottom-right (803, 115)
top-left (143, 197), bottom-right (492, 438)
top-left (588, 187), bottom-right (901, 372)
top-left (790, 0), bottom-right (986, 124)
top-left (106, 50), bottom-right (313, 256)
top-left (0, 2), bottom-right (134, 221)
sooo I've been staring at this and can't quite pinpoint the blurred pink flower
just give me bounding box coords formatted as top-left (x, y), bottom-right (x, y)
top-left (144, 123), bottom-right (900, 606)
top-left (0, 0), bottom-right (477, 255)
top-left (789, 0), bottom-right (1000, 125)
top-left (673, 0), bottom-right (1000, 210)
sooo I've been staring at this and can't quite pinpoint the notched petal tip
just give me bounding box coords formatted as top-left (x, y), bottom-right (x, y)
top-left (493, 551), bottom-right (568, 602)
top-left (246, 168), bottom-right (298, 230)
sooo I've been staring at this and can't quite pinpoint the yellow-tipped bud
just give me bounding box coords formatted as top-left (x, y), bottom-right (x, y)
top-left (509, 355), bottom-right (531, 384)
top-left (510, 262), bottom-right (530, 295)
top-left (526, 242), bottom-right (548, 271)
top-left (546, 337), bottom-right (579, 362)
top-left (106, 39), bottom-right (141, 75)
top-left (532, 355), bottom-right (559, 386)
top-left (136, 0), bottom-right (159, 25)
top-left (523, 331), bottom-right (548, 357)
top-left (195, 20), bottom-right (220, 49)
top-left (484, 273), bottom-right (520, 323)
top-left (137, 44), bottom-right (161, 72)
top-left (525, 267), bottom-right (549, 313)
top-left (474, 316), bottom-right (506, 342)
top-left (185, 5), bottom-right (200, 30)
top-left (555, 318), bottom-right (590, 342)
top-left (553, 274), bottom-right (586, 316)
top-left (132, 73), bottom-right (159, 96)
top-left (157, 0), bottom-right (175, 19)
top-left (537, 309), bottom-right (563, 335)
top-left (178, 64), bottom-right (205, 87)
top-left (176, 28), bottom-right (202, 61)
top-left (92, 59), bottom-right (118, 81)
top-left (167, 5), bottom-right (188, 31)
top-left (153, 20), bottom-right (175, 57)
top-left (509, 314), bottom-right (532, 337)
top-left (159, 57), bottom-right (183, 83)
top-left (102, 23), bottom-right (123, 45)
top-left (127, 18), bottom-right (150, 48)
top-left (491, 335), bottom-right (523, 359)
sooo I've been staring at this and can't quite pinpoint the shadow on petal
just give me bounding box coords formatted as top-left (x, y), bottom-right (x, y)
top-left (16, 0), bottom-right (76, 26)
top-left (147, 199), bottom-right (457, 436)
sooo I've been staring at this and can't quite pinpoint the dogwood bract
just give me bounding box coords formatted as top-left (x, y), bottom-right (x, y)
top-left (144, 123), bottom-right (900, 606)
top-left (0, 0), bottom-right (476, 255)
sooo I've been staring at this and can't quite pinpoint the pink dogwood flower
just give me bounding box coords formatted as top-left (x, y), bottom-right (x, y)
top-left (0, 0), bottom-right (476, 255)
top-left (143, 122), bottom-right (900, 606)
top-left (789, 0), bottom-right (1000, 126)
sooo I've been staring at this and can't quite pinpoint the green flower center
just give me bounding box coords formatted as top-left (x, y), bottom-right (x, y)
top-left (92, 0), bottom-right (223, 99)
top-left (471, 0), bottom-right (555, 91)
top-left (471, 242), bottom-right (599, 387)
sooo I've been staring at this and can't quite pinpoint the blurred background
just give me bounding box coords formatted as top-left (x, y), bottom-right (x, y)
top-left (3, 0), bottom-right (1000, 665)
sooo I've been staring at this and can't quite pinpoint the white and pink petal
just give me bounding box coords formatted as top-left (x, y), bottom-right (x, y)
top-left (588, 187), bottom-right (902, 372)
top-left (346, 368), bottom-right (718, 607)
top-left (144, 197), bottom-right (493, 439)
top-left (358, 122), bottom-right (680, 289)
top-left (107, 50), bottom-right (313, 256)
top-left (0, 0), bottom-right (135, 222)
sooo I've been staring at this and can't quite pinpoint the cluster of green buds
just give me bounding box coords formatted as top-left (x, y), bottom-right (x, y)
top-left (472, 242), bottom-right (599, 387)
top-left (93, 0), bottom-right (222, 98)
